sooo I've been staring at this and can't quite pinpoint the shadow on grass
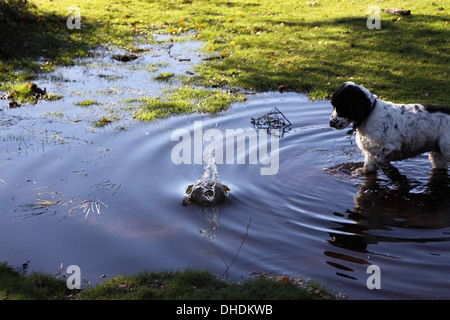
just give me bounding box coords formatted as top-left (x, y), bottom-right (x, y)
top-left (0, 1), bottom-right (98, 82)
top-left (212, 13), bottom-right (449, 104)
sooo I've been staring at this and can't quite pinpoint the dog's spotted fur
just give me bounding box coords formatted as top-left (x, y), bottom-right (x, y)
top-left (329, 81), bottom-right (450, 188)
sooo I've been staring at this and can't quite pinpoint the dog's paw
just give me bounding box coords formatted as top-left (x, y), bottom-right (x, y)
top-left (352, 167), bottom-right (376, 176)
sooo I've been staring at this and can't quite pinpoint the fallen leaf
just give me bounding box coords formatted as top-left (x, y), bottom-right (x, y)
top-left (277, 276), bottom-right (290, 284)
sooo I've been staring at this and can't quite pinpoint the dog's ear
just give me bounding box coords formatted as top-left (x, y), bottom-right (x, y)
top-left (331, 83), bottom-right (373, 124)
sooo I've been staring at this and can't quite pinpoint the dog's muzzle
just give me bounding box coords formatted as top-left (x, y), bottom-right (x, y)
top-left (329, 110), bottom-right (351, 129)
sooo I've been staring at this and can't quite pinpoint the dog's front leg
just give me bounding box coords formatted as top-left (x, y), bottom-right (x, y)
top-left (362, 152), bottom-right (377, 174)
top-left (353, 152), bottom-right (377, 176)
top-left (375, 145), bottom-right (410, 189)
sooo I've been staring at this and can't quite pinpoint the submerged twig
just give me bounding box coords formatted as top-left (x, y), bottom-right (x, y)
top-left (55, 263), bottom-right (64, 276)
top-left (88, 180), bottom-right (121, 196)
top-left (219, 218), bottom-right (252, 280)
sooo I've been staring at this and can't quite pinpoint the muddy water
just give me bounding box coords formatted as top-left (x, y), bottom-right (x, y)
top-left (1, 40), bottom-right (449, 300)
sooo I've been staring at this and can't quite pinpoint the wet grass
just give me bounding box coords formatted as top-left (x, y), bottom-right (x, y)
top-left (133, 86), bottom-right (245, 121)
top-left (92, 117), bottom-right (113, 128)
top-left (154, 72), bottom-right (176, 82)
top-left (75, 99), bottom-right (100, 107)
top-left (1, 82), bottom-right (63, 103)
top-left (0, 263), bottom-right (338, 300)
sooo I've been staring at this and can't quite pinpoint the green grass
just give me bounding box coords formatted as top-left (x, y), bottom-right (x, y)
top-left (0, 263), bottom-right (71, 300)
top-left (1, 82), bottom-right (62, 102)
top-left (0, 263), bottom-right (338, 300)
top-left (92, 116), bottom-right (117, 127)
top-left (133, 86), bottom-right (245, 121)
top-left (154, 72), bottom-right (176, 81)
top-left (75, 99), bottom-right (100, 107)
top-left (79, 269), bottom-right (334, 300)
top-left (2, 0), bottom-right (448, 106)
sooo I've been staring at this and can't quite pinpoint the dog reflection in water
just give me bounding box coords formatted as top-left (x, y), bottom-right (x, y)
top-left (327, 163), bottom-right (450, 229)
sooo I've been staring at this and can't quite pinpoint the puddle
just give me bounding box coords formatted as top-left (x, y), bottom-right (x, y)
top-left (1, 38), bottom-right (450, 300)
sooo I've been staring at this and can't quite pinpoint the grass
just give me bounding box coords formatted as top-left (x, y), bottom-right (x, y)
top-left (1, 82), bottom-right (62, 103)
top-left (23, 0), bottom-right (449, 106)
top-left (1, 0), bottom-right (448, 105)
top-left (154, 72), bottom-right (176, 81)
top-left (75, 99), bottom-right (100, 107)
top-left (0, 262), bottom-right (338, 300)
top-left (133, 85), bottom-right (245, 121)
top-left (0, 262), bottom-right (71, 300)
top-left (92, 115), bottom-right (119, 127)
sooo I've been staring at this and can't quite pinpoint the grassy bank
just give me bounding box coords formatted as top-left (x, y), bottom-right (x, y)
top-left (1, 0), bottom-right (447, 105)
top-left (0, 263), bottom-right (338, 300)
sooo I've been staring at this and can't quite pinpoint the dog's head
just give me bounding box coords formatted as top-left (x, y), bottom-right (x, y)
top-left (329, 81), bottom-right (377, 129)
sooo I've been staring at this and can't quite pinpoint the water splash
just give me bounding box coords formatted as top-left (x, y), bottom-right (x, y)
top-left (183, 141), bottom-right (230, 241)
top-left (183, 144), bottom-right (230, 207)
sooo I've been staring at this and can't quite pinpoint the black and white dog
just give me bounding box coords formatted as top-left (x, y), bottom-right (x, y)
top-left (329, 81), bottom-right (450, 188)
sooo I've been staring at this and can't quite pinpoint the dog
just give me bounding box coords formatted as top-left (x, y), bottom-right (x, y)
top-left (329, 81), bottom-right (450, 189)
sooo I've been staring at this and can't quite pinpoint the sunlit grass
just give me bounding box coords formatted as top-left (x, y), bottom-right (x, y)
top-left (1, 0), bottom-right (448, 111)
top-left (92, 116), bottom-right (117, 127)
top-left (1, 82), bottom-right (62, 102)
top-left (75, 99), bottom-right (100, 107)
top-left (3, 0), bottom-right (447, 105)
top-left (133, 86), bottom-right (245, 121)
top-left (154, 72), bottom-right (176, 81)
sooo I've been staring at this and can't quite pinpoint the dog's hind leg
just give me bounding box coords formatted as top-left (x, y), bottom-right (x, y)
top-left (434, 135), bottom-right (450, 169)
top-left (375, 145), bottom-right (410, 189)
top-left (429, 151), bottom-right (447, 169)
